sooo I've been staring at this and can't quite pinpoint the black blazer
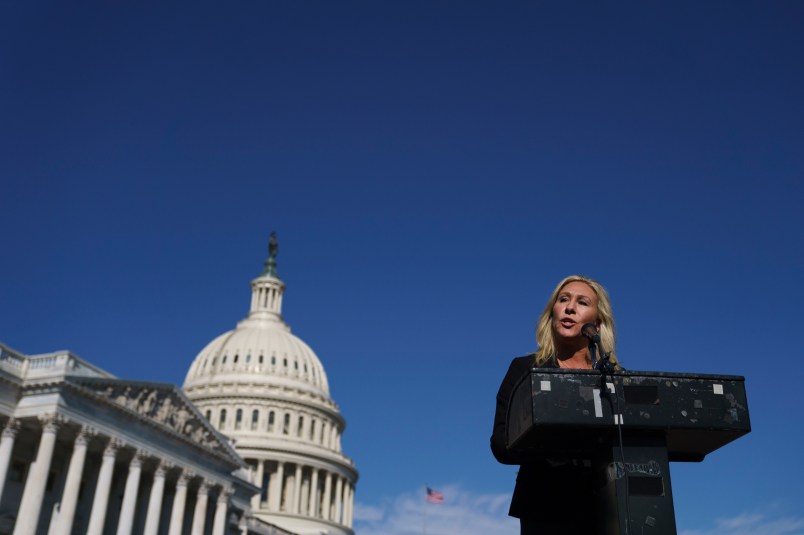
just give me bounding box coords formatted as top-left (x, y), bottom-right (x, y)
top-left (490, 355), bottom-right (594, 524)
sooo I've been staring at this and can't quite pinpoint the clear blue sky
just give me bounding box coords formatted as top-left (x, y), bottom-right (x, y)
top-left (2, 2), bottom-right (803, 534)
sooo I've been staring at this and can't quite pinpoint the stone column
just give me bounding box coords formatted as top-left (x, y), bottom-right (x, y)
top-left (13, 415), bottom-right (62, 535)
top-left (269, 462), bottom-right (283, 511)
top-left (292, 464), bottom-right (302, 514)
top-left (0, 419), bottom-right (20, 504)
top-left (342, 479), bottom-right (352, 527)
top-left (53, 428), bottom-right (92, 535)
top-left (190, 482), bottom-right (209, 535)
top-left (334, 476), bottom-right (343, 523)
top-left (308, 469), bottom-right (319, 517)
top-left (115, 452), bottom-right (144, 535)
top-left (349, 483), bottom-right (356, 527)
top-left (87, 439), bottom-right (119, 535)
top-left (283, 467), bottom-right (293, 513)
top-left (168, 472), bottom-right (189, 535)
top-left (322, 472), bottom-right (332, 521)
top-left (251, 459), bottom-right (264, 510)
top-left (299, 468), bottom-right (310, 514)
top-left (143, 463), bottom-right (167, 535)
top-left (212, 488), bottom-right (231, 535)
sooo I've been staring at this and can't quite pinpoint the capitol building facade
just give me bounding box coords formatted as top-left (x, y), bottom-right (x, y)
top-left (0, 236), bottom-right (357, 535)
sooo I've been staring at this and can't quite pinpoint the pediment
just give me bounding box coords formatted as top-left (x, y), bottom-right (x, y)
top-left (67, 377), bottom-right (242, 465)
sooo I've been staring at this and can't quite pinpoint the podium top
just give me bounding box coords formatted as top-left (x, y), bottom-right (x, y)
top-left (528, 367), bottom-right (746, 382)
top-left (507, 367), bottom-right (750, 462)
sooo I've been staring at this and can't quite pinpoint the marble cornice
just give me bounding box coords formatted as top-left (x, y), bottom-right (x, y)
top-left (235, 445), bottom-right (358, 478)
top-left (0, 371), bottom-right (21, 393)
top-left (185, 382), bottom-right (337, 408)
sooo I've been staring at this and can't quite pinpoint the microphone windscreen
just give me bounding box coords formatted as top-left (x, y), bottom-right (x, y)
top-left (581, 323), bottom-right (600, 343)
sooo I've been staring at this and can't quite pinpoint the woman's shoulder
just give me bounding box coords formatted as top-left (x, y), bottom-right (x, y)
top-left (508, 353), bottom-right (535, 369)
top-left (502, 354), bottom-right (538, 381)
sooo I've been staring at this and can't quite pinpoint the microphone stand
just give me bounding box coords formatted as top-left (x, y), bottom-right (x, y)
top-left (595, 348), bottom-right (615, 375)
top-left (586, 336), bottom-right (614, 376)
top-left (592, 342), bottom-right (630, 534)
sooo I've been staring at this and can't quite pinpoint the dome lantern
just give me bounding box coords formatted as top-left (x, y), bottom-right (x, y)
top-left (246, 232), bottom-right (286, 324)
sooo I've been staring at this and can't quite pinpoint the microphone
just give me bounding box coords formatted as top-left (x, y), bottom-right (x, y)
top-left (581, 323), bottom-right (600, 344)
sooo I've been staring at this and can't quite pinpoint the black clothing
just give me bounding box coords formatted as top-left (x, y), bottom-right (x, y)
top-left (491, 355), bottom-right (595, 531)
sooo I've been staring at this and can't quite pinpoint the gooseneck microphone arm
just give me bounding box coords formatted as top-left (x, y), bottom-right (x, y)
top-left (581, 323), bottom-right (614, 373)
top-left (582, 323), bottom-right (599, 369)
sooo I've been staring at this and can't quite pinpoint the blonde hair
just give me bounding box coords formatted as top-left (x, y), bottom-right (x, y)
top-left (534, 275), bottom-right (619, 367)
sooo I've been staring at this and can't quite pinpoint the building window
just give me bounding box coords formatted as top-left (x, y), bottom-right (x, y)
top-left (297, 416), bottom-right (304, 437)
top-left (310, 419), bottom-right (316, 440)
top-left (268, 411), bottom-right (275, 432)
top-left (283, 414), bottom-right (290, 435)
top-left (234, 354), bottom-right (239, 363)
top-left (205, 410), bottom-right (212, 421)
top-left (283, 358), bottom-right (288, 367)
top-left (222, 355), bottom-right (227, 364)
top-left (259, 355), bottom-right (264, 364)
top-left (235, 409), bottom-right (243, 430)
top-left (219, 409), bottom-right (227, 429)
top-left (271, 356), bottom-right (276, 365)
top-left (251, 409), bottom-right (259, 430)
top-left (246, 354), bottom-right (251, 364)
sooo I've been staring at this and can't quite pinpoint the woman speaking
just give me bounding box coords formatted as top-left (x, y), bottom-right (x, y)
top-left (491, 275), bottom-right (621, 534)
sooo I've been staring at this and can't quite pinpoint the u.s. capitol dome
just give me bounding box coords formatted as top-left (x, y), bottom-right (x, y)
top-left (183, 234), bottom-right (357, 535)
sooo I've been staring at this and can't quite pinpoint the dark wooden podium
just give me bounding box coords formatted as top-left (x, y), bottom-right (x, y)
top-left (507, 369), bottom-right (750, 535)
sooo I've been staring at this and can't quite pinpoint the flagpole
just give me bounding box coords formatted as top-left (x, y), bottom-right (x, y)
top-left (423, 504), bottom-right (427, 535)
top-left (423, 485), bottom-right (427, 535)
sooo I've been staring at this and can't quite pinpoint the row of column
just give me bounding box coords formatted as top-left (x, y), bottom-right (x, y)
top-left (0, 417), bottom-right (233, 535)
top-left (251, 282), bottom-right (283, 313)
top-left (250, 459), bottom-right (354, 528)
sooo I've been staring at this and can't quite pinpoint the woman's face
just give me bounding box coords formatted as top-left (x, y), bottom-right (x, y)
top-left (551, 281), bottom-right (600, 341)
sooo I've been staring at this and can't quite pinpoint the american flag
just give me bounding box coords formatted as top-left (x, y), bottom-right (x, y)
top-left (425, 487), bottom-right (444, 504)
